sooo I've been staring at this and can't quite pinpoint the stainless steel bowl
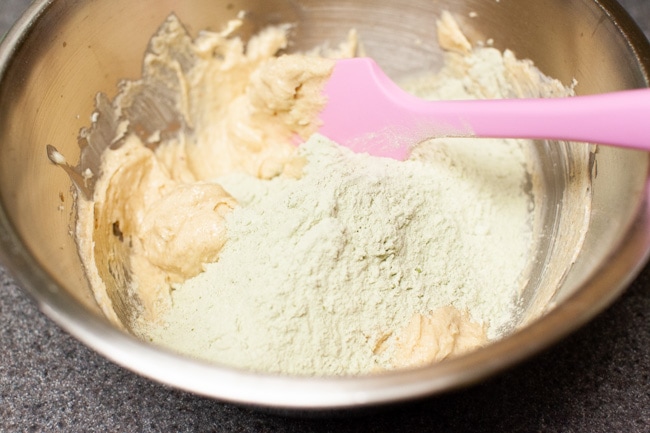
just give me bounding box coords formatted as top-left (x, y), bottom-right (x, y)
top-left (1, 0), bottom-right (649, 410)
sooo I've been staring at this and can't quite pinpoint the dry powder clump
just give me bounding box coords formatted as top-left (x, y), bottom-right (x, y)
top-left (139, 132), bottom-right (532, 375)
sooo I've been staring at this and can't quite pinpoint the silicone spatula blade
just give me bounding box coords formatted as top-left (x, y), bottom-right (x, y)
top-left (318, 57), bottom-right (650, 160)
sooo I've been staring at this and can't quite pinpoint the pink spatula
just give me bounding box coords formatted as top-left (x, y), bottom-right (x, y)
top-left (318, 58), bottom-right (650, 160)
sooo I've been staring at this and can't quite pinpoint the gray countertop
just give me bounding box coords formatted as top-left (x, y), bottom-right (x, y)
top-left (1, 1), bottom-right (649, 432)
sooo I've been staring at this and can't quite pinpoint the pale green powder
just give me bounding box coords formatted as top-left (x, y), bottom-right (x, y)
top-left (142, 132), bottom-right (532, 376)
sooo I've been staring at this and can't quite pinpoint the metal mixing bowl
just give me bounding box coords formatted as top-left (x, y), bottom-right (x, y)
top-left (1, 0), bottom-right (649, 410)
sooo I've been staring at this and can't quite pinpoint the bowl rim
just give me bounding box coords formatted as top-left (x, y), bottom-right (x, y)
top-left (1, 0), bottom-right (650, 410)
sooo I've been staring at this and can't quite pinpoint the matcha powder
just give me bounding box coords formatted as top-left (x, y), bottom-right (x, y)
top-left (139, 131), bottom-right (533, 376)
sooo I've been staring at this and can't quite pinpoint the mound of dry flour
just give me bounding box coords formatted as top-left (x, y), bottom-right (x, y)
top-left (141, 131), bottom-right (532, 375)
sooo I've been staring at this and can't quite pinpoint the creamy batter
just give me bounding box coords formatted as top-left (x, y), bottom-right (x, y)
top-left (76, 15), bottom-right (351, 325)
top-left (64, 12), bottom-right (572, 375)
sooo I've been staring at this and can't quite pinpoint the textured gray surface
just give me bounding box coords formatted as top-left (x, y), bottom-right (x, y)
top-left (1, 0), bottom-right (649, 432)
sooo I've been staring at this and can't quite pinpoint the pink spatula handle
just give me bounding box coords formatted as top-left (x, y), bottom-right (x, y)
top-left (318, 58), bottom-right (650, 160)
